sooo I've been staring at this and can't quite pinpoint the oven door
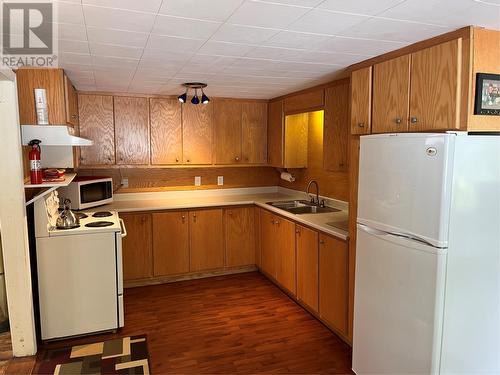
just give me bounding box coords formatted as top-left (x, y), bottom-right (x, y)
top-left (78, 179), bottom-right (113, 209)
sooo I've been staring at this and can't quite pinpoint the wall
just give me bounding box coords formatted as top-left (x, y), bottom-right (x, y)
top-left (278, 111), bottom-right (349, 201)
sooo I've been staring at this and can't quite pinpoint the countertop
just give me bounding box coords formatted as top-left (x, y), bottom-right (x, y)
top-left (102, 187), bottom-right (349, 240)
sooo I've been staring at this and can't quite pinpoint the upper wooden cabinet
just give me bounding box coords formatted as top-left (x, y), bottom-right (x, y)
top-left (224, 207), bottom-right (255, 267)
top-left (350, 66), bottom-right (372, 135)
top-left (284, 89), bottom-right (324, 113)
top-left (121, 213), bottom-right (153, 281)
top-left (114, 96), bottom-right (149, 165)
top-left (409, 38), bottom-right (462, 131)
top-left (241, 102), bottom-right (267, 164)
top-left (214, 99), bottom-right (243, 164)
top-left (372, 55), bottom-right (411, 133)
top-left (190, 209), bottom-right (224, 271)
top-left (182, 102), bottom-right (213, 165)
top-left (296, 225), bottom-right (319, 312)
top-left (16, 68), bottom-right (78, 126)
top-left (324, 81), bottom-right (350, 172)
top-left (78, 94), bottom-right (115, 166)
top-left (268, 100), bottom-right (284, 167)
top-left (150, 98), bottom-right (182, 165)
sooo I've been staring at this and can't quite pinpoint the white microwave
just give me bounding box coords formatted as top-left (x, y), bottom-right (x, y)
top-left (58, 176), bottom-right (113, 210)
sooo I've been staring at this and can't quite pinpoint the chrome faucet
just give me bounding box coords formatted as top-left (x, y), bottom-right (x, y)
top-left (306, 180), bottom-right (320, 206)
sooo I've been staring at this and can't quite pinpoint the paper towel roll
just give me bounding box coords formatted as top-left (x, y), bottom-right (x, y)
top-left (280, 172), bottom-right (295, 182)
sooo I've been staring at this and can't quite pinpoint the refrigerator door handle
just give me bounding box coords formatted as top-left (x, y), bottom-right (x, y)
top-left (357, 223), bottom-right (388, 236)
top-left (358, 223), bottom-right (441, 248)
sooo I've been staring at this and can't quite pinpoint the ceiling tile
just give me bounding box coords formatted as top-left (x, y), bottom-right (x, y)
top-left (92, 55), bottom-right (139, 69)
top-left (60, 63), bottom-right (95, 76)
top-left (82, 0), bottom-right (163, 13)
top-left (228, 1), bottom-right (309, 28)
top-left (198, 41), bottom-right (255, 57)
top-left (288, 9), bottom-right (369, 34)
top-left (57, 23), bottom-right (87, 41)
top-left (314, 36), bottom-right (406, 55)
top-left (245, 46), bottom-right (304, 61)
top-left (256, 0), bottom-right (323, 6)
top-left (141, 49), bottom-right (194, 63)
top-left (159, 0), bottom-right (245, 22)
top-left (89, 43), bottom-right (143, 59)
top-left (58, 40), bottom-right (89, 54)
top-left (210, 24), bottom-right (279, 44)
top-left (462, 2), bottom-right (500, 30)
top-left (58, 52), bottom-right (92, 65)
top-left (75, 84), bottom-right (97, 91)
top-left (83, 5), bottom-right (156, 33)
top-left (264, 31), bottom-right (330, 49)
top-left (54, 2), bottom-right (85, 25)
top-left (152, 15), bottom-right (221, 39)
top-left (86, 27), bottom-right (149, 48)
top-left (146, 34), bottom-right (205, 53)
top-left (317, 0), bottom-right (406, 16)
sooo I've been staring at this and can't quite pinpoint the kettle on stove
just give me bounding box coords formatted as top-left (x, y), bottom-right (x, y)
top-left (56, 199), bottom-right (79, 229)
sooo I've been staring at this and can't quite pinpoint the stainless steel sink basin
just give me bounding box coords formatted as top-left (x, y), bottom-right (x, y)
top-left (266, 200), bottom-right (340, 215)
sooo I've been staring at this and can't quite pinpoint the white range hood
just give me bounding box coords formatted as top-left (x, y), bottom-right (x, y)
top-left (21, 125), bottom-right (93, 146)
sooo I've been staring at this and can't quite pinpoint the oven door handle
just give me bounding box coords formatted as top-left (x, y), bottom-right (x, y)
top-left (119, 218), bottom-right (127, 238)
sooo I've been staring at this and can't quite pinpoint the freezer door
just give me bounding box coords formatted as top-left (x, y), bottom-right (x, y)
top-left (353, 224), bottom-right (447, 375)
top-left (358, 133), bottom-right (455, 248)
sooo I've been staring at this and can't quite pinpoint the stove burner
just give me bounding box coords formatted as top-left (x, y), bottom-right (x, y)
top-left (85, 221), bottom-right (114, 228)
top-left (56, 224), bottom-right (80, 230)
top-left (75, 212), bottom-right (88, 219)
top-left (92, 211), bottom-right (113, 218)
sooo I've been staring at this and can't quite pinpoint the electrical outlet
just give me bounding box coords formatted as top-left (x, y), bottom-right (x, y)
top-left (217, 176), bottom-right (224, 186)
top-left (121, 178), bottom-right (129, 188)
top-left (195, 176), bottom-right (201, 186)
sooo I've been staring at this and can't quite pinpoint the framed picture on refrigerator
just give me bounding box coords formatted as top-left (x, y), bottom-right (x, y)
top-left (474, 73), bottom-right (500, 116)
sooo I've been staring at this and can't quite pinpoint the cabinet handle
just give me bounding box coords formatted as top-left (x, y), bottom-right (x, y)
top-left (295, 229), bottom-right (300, 235)
top-left (357, 122), bottom-right (365, 128)
top-left (275, 220), bottom-right (280, 226)
top-left (175, 158), bottom-right (179, 162)
top-left (410, 117), bottom-right (418, 124)
top-left (235, 156), bottom-right (240, 161)
top-left (181, 215), bottom-right (186, 223)
top-left (228, 211), bottom-right (232, 216)
top-left (193, 213), bottom-right (197, 222)
top-left (319, 239), bottom-right (325, 245)
top-left (71, 114), bottom-right (78, 119)
top-left (186, 159), bottom-right (190, 163)
top-left (395, 118), bottom-right (402, 124)
top-left (270, 219), bottom-right (275, 225)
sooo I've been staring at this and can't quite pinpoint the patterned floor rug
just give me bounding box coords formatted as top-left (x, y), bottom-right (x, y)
top-left (35, 335), bottom-right (150, 375)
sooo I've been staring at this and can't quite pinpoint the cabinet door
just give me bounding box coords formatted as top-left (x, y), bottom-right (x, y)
top-left (114, 96), bottom-right (149, 165)
top-left (283, 89), bottom-right (324, 113)
top-left (64, 74), bottom-right (79, 126)
top-left (150, 98), bottom-right (182, 165)
top-left (324, 82), bottom-right (349, 172)
top-left (78, 94), bottom-right (115, 166)
top-left (351, 66), bottom-right (372, 135)
top-left (296, 225), bottom-right (319, 312)
top-left (121, 213), bottom-right (153, 281)
top-left (372, 55), bottom-right (410, 133)
top-left (182, 103), bottom-right (213, 164)
top-left (152, 212), bottom-right (189, 277)
top-left (242, 102), bottom-right (267, 164)
top-left (275, 216), bottom-right (296, 295)
top-left (260, 209), bottom-right (276, 278)
top-left (267, 100), bottom-right (284, 167)
top-left (225, 207), bottom-right (255, 267)
top-left (409, 38), bottom-right (462, 131)
top-left (254, 207), bottom-right (262, 268)
top-left (319, 234), bottom-right (348, 334)
top-left (190, 209), bottom-right (223, 271)
top-left (214, 99), bottom-right (242, 164)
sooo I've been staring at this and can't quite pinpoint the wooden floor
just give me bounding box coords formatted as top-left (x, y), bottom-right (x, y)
top-left (37, 272), bottom-right (353, 374)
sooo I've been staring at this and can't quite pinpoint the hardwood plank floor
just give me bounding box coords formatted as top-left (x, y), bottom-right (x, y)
top-left (37, 272), bottom-right (353, 374)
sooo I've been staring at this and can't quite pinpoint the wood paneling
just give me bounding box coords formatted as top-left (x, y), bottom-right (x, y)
top-left (275, 216), bottom-right (296, 296)
top-left (78, 94), bottom-right (115, 165)
top-left (296, 224), bottom-right (319, 312)
top-left (224, 207), bottom-right (255, 267)
top-left (241, 102), bottom-right (267, 164)
top-left (284, 89), bottom-right (324, 113)
top-left (324, 81), bottom-right (350, 171)
top-left (183, 102), bottom-right (213, 164)
top-left (214, 99), bottom-right (242, 164)
top-left (150, 98), bottom-right (182, 165)
top-left (268, 100), bottom-right (284, 167)
top-left (372, 55), bottom-right (410, 133)
top-left (409, 38), bottom-right (462, 131)
top-left (319, 233), bottom-right (348, 335)
top-left (114, 96), bottom-right (150, 165)
top-left (260, 209), bottom-right (276, 278)
top-left (190, 209), bottom-right (224, 271)
top-left (121, 213), bottom-right (153, 281)
top-left (284, 112), bottom-right (309, 168)
top-left (350, 67), bottom-right (372, 135)
top-left (64, 73), bottom-right (78, 126)
top-left (152, 212), bottom-right (189, 277)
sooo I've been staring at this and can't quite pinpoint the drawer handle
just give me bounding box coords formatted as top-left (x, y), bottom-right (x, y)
top-left (410, 117), bottom-right (418, 124)
top-left (357, 122), bottom-right (365, 128)
top-left (176, 157), bottom-right (179, 162)
top-left (395, 118), bottom-right (402, 124)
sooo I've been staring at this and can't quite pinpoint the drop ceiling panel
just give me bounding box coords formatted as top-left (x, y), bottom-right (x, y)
top-left (228, 1), bottom-right (310, 28)
top-left (86, 27), bottom-right (149, 48)
top-left (152, 15), bottom-right (222, 39)
top-left (82, 0), bottom-right (163, 13)
top-left (317, 0), bottom-right (407, 16)
top-left (159, 0), bottom-right (245, 22)
top-left (83, 6), bottom-right (156, 32)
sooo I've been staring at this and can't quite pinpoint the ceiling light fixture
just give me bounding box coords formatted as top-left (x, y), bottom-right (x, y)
top-left (179, 82), bottom-right (209, 105)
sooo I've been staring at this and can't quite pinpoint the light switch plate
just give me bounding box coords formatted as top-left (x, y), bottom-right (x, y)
top-left (195, 176), bottom-right (201, 186)
top-left (217, 176), bottom-right (223, 186)
top-left (121, 178), bottom-right (129, 188)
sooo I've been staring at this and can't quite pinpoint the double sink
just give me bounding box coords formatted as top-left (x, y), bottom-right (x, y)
top-left (266, 200), bottom-right (340, 215)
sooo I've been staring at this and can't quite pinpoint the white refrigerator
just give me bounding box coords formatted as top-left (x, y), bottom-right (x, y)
top-left (352, 133), bottom-right (500, 375)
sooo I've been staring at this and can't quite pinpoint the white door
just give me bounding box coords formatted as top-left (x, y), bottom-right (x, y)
top-left (358, 133), bottom-right (455, 248)
top-left (353, 224), bottom-right (447, 375)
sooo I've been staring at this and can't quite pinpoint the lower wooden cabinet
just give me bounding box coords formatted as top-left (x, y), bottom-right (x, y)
top-left (296, 224), bottom-right (319, 312)
top-left (260, 209), bottom-right (277, 278)
top-left (190, 209), bottom-right (224, 271)
top-left (121, 213), bottom-right (153, 281)
top-left (152, 212), bottom-right (189, 277)
top-left (225, 207), bottom-right (255, 267)
top-left (275, 216), bottom-right (296, 295)
top-left (319, 233), bottom-right (348, 335)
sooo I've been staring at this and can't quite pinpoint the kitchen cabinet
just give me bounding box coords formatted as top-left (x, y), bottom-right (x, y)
top-left (114, 96), bottom-right (149, 165)
top-left (152, 212), bottom-right (189, 276)
top-left (267, 100), bottom-right (284, 167)
top-left (16, 68), bottom-right (78, 127)
top-left (319, 233), bottom-right (348, 335)
top-left (190, 209), bottom-right (224, 271)
top-left (350, 66), bottom-right (372, 135)
top-left (214, 99), bottom-right (242, 164)
top-left (121, 213), bottom-right (153, 281)
top-left (260, 209), bottom-right (277, 277)
top-left (254, 207), bottom-right (262, 268)
top-left (324, 82), bottom-right (350, 171)
top-left (150, 98), bottom-right (182, 165)
top-left (224, 207), bottom-right (255, 267)
top-left (182, 102), bottom-right (213, 164)
top-left (284, 89), bottom-right (324, 114)
top-left (372, 55), bottom-right (411, 133)
top-left (296, 225), bottom-right (319, 312)
top-left (78, 94), bottom-right (115, 166)
top-left (242, 102), bottom-right (267, 164)
top-left (409, 38), bottom-right (462, 131)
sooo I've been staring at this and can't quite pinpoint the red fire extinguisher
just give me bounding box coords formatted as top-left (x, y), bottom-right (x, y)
top-left (28, 139), bottom-right (42, 185)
